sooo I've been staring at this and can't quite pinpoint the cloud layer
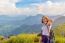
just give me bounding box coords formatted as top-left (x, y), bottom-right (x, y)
top-left (0, 0), bottom-right (65, 16)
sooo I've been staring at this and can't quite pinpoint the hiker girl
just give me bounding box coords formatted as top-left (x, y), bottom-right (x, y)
top-left (41, 16), bottom-right (53, 43)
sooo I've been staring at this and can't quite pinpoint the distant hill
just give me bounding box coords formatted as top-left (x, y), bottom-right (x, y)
top-left (8, 15), bottom-right (62, 35)
top-left (21, 14), bottom-right (43, 25)
top-left (53, 16), bottom-right (65, 28)
top-left (21, 14), bottom-right (60, 25)
top-left (0, 15), bottom-right (27, 25)
top-left (0, 14), bottom-right (64, 36)
top-left (11, 24), bottom-right (42, 35)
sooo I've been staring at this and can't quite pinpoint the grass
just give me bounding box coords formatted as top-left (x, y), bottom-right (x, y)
top-left (54, 23), bottom-right (65, 43)
top-left (0, 34), bottom-right (40, 43)
top-left (55, 36), bottom-right (65, 43)
top-left (0, 34), bottom-right (65, 43)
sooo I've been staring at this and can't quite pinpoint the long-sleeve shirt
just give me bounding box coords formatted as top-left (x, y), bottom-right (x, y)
top-left (41, 24), bottom-right (52, 36)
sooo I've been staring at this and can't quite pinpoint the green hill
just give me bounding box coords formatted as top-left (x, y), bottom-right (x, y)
top-left (53, 23), bottom-right (65, 43)
top-left (54, 23), bottom-right (65, 36)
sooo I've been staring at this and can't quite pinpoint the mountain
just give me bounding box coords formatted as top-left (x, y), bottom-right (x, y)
top-left (0, 15), bottom-right (28, 25)
top-left (0, 14), bottom-right (43, 36)
top-left (53, 16), bottom-right (65, 28)
top-left (21, 14), bottom-right (60, 25)
top-left (0, 15), bottom-right (28, 36)
top-left (21, 14), bottom-right (43, 25)
top-left (8, 14), bottom-right (61, 35)
top-left (0, 14), bottom-right (64, 36)
top-left (11, 24), bottom-right (42, 35)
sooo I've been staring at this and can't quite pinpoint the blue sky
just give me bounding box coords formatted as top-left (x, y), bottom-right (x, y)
top-left (16, 0), bottom-right (47, 8)
top-left (0, 0), bottom-right (65, 16)
top-left (16, 0), bottom-right (65, 8)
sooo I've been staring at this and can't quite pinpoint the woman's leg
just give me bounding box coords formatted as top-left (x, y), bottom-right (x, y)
top-left (42, 35), bottom-right (48, 43)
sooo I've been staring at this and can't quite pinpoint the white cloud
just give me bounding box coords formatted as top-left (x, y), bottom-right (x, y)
top-left (0, 0), bottom-right (38, 16)
top-left (0, 0), bottom-right (65, 16)
top-left (49, 0), bottom-right (65, 2)
top-left (0, 0), bottom-right (21, 15)
top-left (26, 1), bottom-right (65, 16)
top-left (0, 0), bottom-right (19, 8)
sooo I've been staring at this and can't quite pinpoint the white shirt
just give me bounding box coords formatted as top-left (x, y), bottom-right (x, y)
top-left (41, 24), bottom-right (52, 36)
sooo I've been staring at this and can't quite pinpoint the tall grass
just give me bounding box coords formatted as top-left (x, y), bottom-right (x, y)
top-left (0, 33), bottom-right (65, 43)
top-left (0, 34), bottom-right (40, 43)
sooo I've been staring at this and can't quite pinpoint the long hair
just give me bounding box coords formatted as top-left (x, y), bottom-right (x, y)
top-left (42, 16), bottom-right (53, 25)
top-left (47, 19), bottom-right (53, 26)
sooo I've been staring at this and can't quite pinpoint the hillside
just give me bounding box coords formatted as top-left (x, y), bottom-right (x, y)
top-left (52, 16), bottom-right (65, 28)
top-left (54, 23), bottom-right (65, 36)
top-left (0, 14), bottom-right (64, 36)
top-left (54, 16), bottom-right (65, 24)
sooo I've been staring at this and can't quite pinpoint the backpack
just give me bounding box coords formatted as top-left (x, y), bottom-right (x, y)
top-left (50, 30), bottom-right (55, 39)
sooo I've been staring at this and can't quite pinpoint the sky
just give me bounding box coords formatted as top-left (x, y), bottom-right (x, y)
top-left (0, 0), bottom-right (65, 16)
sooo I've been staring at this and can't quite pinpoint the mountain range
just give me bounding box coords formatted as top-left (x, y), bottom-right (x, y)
top-left (0, 14), bottom-right (64, 36)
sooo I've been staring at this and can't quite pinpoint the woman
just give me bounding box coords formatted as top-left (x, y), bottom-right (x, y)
top-left (41, 16), bottom-right (53, 43)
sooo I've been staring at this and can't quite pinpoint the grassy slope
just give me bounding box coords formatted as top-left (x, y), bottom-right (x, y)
top-left (54, 23), bottom-right (65, 43)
